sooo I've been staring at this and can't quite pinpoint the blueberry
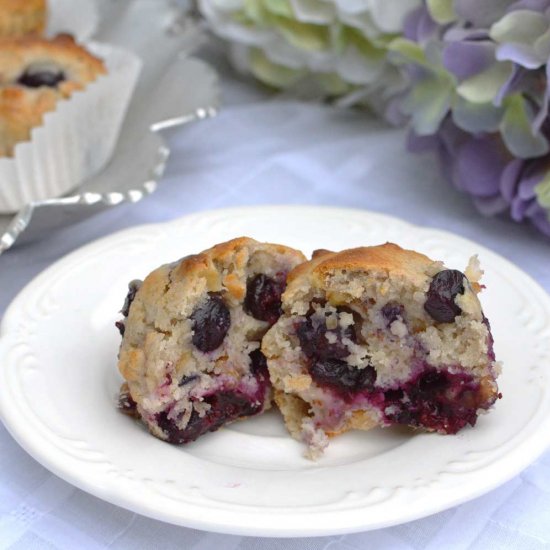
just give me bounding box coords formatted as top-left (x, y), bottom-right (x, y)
top-left (179, 374), bottom-right (200, 387)
top-left (296, 311), bottom-right (355, 361)
top-left (191, 293), bottom-right (231, 352)
top-left (424, 269), bottom-right (465, 323)
top-left (121, 280), bottom-right (142, 317)
top-left (244, 274), bottom-right (285, 325)
top-left (115, 321), bottom-right (125, 336)
top-left (381, 303), bottom-right (404, 327)
top-left (118, 388), bottom-right (137, 416)
top-left (116, 280), bottom-right (142, 337)
top-left (249, 348), bottom-right (269, 378)
top-left (18, 70), bottom-right (65, 88)
top-left (309, 358), bottom-right (376, 397)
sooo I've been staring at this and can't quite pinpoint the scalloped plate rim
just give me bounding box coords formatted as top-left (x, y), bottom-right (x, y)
top-left (1, 205), bottom-right (550, 537)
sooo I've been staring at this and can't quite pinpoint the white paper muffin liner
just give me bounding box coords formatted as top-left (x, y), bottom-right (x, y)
top-left (0, 42), bottom-right (142, 213)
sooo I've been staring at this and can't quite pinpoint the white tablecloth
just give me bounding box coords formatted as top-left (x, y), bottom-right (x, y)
top-left (1, 74), bottom-right (549, 549)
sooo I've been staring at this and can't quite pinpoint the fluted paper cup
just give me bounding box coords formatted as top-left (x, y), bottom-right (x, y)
top-left (0, 42), bottom-right (142, 213)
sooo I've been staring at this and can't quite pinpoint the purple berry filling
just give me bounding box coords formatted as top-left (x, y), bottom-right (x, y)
top-left (382, 368), bottom-right (483, 433)
top-left (424, 269), bottom-right (465, 323)
top-left (191, 292), bottom-right (231, 352)
top-left (156, 390), bottom-right (264, 445)
top-left (309, 358), bottom-right (487, 433)
top-left (244, 274), bottom-right (286, 325)
top-left (18, 70), bottom-right (65, 88)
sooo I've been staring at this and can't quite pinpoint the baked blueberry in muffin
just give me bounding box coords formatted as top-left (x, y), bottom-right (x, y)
top-left (0, 0), bottom-right (46, 37)
top-left (262, 243), bottom-right (501, 458)
top-left (0, 33), bottom-right (106, 156)
top-left (116, 237), bottom-right (306, 445)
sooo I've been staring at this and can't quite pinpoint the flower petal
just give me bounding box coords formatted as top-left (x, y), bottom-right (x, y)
top-left (500, 94), bottom-right (550, 157)
top-left (473, 195), bottom-right (510, 215)
top-left (289, 0), bottom-right (335, 24)
top-left (364, 0), bottom-right (421, 33)
top-left (426, 0), bottom-right (455, 24)
top-left (508, 0), bottom-right (550, 12)
top-left (456, 137), bottom-right (507, 197)
top-left (457, 61), bottom-right (513, 103)
top-left (452, 96), bottom-right (504, 132)
top-left (402, 76), bottom-right (453, 135)
top-left (490, 10), bottom-right (549, 45)
top-left (495, 42), bottom-right (546, 68)
top-left (249, 48), bottom-right (305, 86)
top-left (443, 41), bottom-right (497, 80)
top-left (455, 0), bottom-right (516, 27)
top-left (500, 158), bottom-right (523, 201)
top-left (535, 169), bottom-right (550, 208)
top-left (404, 6), bottom-right (438, 42)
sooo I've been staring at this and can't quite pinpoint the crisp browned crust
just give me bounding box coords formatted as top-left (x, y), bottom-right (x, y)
top-left (288, 243), bottom-right (434, 288)
top-left (0, 0), bottom-right (46, 37)
top-left (0, 34), bottom-right (106, 156)
top-left (314, 243), bottom-right (432, 276)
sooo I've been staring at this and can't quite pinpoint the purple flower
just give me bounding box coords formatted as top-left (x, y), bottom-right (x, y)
top-left (409, 117), bottom-right (550, 236)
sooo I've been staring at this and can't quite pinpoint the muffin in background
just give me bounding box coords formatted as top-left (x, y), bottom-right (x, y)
top-left (0, 0), bottom-right (46, 37)
top-left (0, 34), bottom-right (141, 213)
top-left (0, 33), bottom-right (106, 157)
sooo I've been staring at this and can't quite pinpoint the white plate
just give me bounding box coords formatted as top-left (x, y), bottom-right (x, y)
top-left (1, 206), bottom-right (550, 537)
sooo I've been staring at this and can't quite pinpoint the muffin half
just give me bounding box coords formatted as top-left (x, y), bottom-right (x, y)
top-left (116, 237), bottom-right (306, 445)
top-left (262, 243), bottom-right (501, 458)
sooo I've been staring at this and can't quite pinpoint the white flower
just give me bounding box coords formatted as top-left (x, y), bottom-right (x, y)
top-left (199, 0), bottom-right (420, 107)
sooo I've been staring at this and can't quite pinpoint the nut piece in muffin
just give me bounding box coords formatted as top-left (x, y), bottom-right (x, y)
top-left (262, 243), bottom-right (501, 458)
top-left (0, 33), bottom-right (106, 157)
top-left (0, 0), bottom-right (46, 37)
top-left (116, 237), bottom-right (306, 446)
